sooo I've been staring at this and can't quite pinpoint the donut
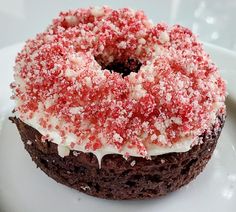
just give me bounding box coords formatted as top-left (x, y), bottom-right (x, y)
top-left (10, 7), bottom-right (226, 199)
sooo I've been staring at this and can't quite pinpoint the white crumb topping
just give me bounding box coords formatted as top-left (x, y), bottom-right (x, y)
top-left (91, 7), bottom-right (105, 17)
top-left (80, 185), bottom-right (91, 191)
top-left (69, 107), bottom-right (83, 115)
top-left (130, 160), bottom-right (136, 166)
top-left (161, 159), bottom-right (165, 164)
top-left (73, 151), bottom-right (80, 157)
top-left (57, 145), bottom-right (70, 157)
top-left (84, 77), bottom-right (92, 87)
top-left (113, 133), bottom-right (123, 143)
top-left (65, 69), bottom-right (78, 78)
top-left (65, 16), bottom-right (78, 25)
top-left (27, 140), bottom-right (32, 145)
top-left (151, 134), bottom-right (158, 141)
top-left (131, 84), bottom-right (147, 99)
top-left (138, 38), bottom-right (146, 44)
top-left (166, 93), bottom-right (172, 102)
top-left (171, 117), bottom-right (182, 125)
top-left (159, 31), bottom-right (170, 44)
top-left (158, 135), bottom-right (168, 144)
top-left (117, 41), bottom-right (127, 49)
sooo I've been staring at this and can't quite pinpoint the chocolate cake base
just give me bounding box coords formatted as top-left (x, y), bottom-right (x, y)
top-left (10, 116), bottom-right (225, 200)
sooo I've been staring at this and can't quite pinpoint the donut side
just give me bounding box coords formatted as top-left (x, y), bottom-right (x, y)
top-left (10, 115), bottom-right (225, 200)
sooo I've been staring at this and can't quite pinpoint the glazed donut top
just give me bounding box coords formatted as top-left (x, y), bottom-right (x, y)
top-left (12, 7), bottom-right (226, 159)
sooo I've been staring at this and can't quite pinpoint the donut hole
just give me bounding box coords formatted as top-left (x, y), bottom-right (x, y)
top-left (95, 56), bottom-right (142, 77)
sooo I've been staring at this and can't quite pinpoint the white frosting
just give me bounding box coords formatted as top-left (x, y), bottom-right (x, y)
top-left (14, 100), bottom-right (222, 166)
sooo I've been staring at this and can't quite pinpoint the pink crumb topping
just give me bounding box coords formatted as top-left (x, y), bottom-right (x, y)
top-left (11, 7), bottom-right (226, 156)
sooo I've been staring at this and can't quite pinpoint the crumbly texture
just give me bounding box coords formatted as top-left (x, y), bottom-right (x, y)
top-left (11, 115), bottom-right (225, 200)
top-left (11, 7), bottom-right (226, 156)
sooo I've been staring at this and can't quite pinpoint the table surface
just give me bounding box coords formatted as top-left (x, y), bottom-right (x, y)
top-left (1, 0), bottom-right (236, 52)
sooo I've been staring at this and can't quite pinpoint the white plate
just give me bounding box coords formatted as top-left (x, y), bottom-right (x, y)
top-left (0, 43), bottom-right (236, 212)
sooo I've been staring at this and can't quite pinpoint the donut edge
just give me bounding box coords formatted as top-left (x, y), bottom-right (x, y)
top-left (10, 114), bottom-right (225, 200)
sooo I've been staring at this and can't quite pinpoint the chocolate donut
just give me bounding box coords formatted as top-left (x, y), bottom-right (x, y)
top-left (10, 7), bottom-right (226, 199)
